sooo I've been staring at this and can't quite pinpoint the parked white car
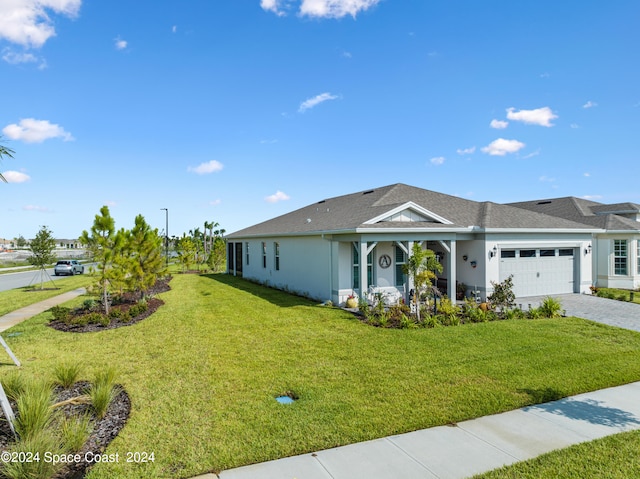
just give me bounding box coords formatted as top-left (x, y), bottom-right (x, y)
top-left (54, 260), bottom-right (84, 276)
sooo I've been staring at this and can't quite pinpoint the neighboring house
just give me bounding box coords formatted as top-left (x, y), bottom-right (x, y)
top-left (508, 197), bottom-right (640, 290)
top-left (227, 183), bottom-right (597, 305)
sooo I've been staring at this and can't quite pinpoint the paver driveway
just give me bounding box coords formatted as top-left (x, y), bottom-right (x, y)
top-left (524, 294), bottom-right (640, 332)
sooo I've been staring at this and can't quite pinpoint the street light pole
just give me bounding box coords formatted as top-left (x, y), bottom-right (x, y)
top-left (160, 208), bottom-right (168, 267)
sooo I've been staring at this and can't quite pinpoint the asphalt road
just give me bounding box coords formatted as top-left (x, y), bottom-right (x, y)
top-left (0, 265), bottom-right (94, 292)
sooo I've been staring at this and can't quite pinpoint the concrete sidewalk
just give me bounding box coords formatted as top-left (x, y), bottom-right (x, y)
top-left (193, 381), bottom-right (640, 479)
top-left (0, 288), bottom-right (86, 333)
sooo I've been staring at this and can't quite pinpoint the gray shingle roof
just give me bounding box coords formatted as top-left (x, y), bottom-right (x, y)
top-left (507, 197), bottom-right (640, 232)
top-left (228, 184), bottom-right (596, 238)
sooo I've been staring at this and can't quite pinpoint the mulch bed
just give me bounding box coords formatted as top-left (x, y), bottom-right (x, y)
top-left (0, 382), bottom-right (131, 479)
top-left (48, 277), bottom-right (171, 333)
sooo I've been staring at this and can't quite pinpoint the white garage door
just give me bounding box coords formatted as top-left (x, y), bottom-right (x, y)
top-left (499, 248), bottom-right (576, 297)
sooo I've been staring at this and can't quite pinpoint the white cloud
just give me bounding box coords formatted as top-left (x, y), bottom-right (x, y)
top-left (456, 146), bottom-right (476, 155)
top-left (2, 48), bottom-right (37, 64)
top-left (429, 156), bottom-right (445, 166)
top-left (115, 37), bottom-right (127, 50)
top-left (582, 195), bottom-right (602, 200)
top-left (265, 190), bottom-right (290, 203)
top-left (583, 100), bottom-right (597, 109)
top-left (481, 138), bottom-right (526, 156)
top-left (260, 0), bottom-right (287, 16)
top-left (299, 0), bottom-right (381, 18)
top-left (172, 25), bottom-right (177, 33)
top-left (584, 172), bottom-right (591, 177)
top-left (522, 149), bottom-right (540, 159)
top-left (490, 119), bottom-right (509, 129)
top-left (298, 92), bottom-right (338, 113)
top-left (2, 170), bottom-right (30, 183)
top-left (539, 175), bottom-right (555, 182)
top-left (209, 199), bottom-right (222, 206)
top-left (506, 107), bottom-right (558, 127)
top-left (23, 204), bottom-right (51, 212)
top-left (261, 0), bottom-right (380, 18)
top-left (0, 0), bottom-right (81, 48)
top-left (3, 118), bottom-right (73, 143)
top-left (187, 160), bottom-right (224, 175)
top-left (570, 123), bottom-right (580, 129)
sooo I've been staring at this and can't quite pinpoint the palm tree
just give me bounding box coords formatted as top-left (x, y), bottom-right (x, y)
top-left (0, 138), bottom-right (15, 183)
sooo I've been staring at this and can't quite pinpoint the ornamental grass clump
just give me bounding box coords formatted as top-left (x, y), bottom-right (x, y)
top-left (14, 379), bottom-right (56, 441)
top-left (0, 430), bottom-right (64, 479)
top-left (89, 368), bottom-right (120, 419)
top-left (59, 414), bottom-right (93, 453)
top-left (53, 361), bottom-right (82, 388)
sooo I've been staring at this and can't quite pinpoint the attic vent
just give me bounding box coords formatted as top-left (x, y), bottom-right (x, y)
top-left (362, 190), bottom-right (374, 195)
top-left (318, 200), bottom-right (326, 204)
top-left (536, 201), bottom-right (552, 205)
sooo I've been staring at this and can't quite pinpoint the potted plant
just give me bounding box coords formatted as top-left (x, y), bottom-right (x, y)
top-left (345, 293), bottom-right (358, 309)
top-left (456, 281), bottom-right (466, 301)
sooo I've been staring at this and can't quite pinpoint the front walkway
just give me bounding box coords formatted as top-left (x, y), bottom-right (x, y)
top-left (0, 288), bottom-right (86, 333)
top-left (523, 293), bottom-right (640, 332)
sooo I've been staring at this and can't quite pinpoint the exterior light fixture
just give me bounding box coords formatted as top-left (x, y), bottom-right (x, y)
top-left (489, 245), bottom-right (498, 258)
top-left (585, 244), bottom-right (592, 255)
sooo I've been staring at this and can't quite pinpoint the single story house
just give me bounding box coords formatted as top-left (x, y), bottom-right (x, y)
top-left (227, 183), bottom-right (600, 305)
top-left (508, 197), bottom-right (640, 290)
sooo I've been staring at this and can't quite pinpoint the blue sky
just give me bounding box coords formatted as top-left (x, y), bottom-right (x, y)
top-left (1, 0), bottom-right (639, 240)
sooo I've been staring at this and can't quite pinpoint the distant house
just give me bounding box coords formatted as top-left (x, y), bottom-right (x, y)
top-left (226, 184), bottom-right (598, 305)
top-left (508, 198), bottom-right (640, 290)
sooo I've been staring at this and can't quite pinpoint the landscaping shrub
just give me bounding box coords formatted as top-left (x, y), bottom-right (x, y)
top-left (48, 306), bottom-right (71, 323)
top-left (109, 307), bottom-right (130, 321)
top-left (129, 301), bottom-right (149, 318)
top-left (539, 297), bottom-right (563, 318)
top-left (488, 275), bottom-right (516, 311)
top-left (85, 312), bottom-right (107, 326)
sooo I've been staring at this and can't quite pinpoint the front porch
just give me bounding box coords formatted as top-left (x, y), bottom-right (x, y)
top-left (335, 239), bottom-right (457, 307)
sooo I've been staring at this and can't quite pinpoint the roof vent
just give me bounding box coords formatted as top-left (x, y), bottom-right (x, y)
top-left (318, 200), bottom-right (326, 204)
top-left (362, 190), bottom-right (374, 195)
top-left (536, 201), bottom-right (552, 205)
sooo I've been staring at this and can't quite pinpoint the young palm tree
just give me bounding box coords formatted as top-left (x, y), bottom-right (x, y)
top-left (0, 138), bottom-right (15, 183)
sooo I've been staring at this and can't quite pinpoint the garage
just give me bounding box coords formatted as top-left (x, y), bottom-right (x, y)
top-left (499, 247), bottom-right (576, 297)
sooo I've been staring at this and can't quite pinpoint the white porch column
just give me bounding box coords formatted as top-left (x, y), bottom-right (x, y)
top-left (359, 240), bottom-right (368, 298)
top-left (447, 239), bottom-right (456, 300)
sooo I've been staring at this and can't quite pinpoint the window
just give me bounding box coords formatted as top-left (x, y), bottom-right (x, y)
top-left (395, 245), bottom-right (407, 286)
top-left (262, 242), bottom-right (267, 268)
top-left (559, 249), bottom-right (574, 257)
top-left (519, 249), bottom-right (536, 258)
top-left (614, 240), bottom-right (627, 275)
top-left (540, 249), bottom-right (556, 257)
top-left (274, 242), bottom-right (280, 271)
top-left (245, 242), bottom-right (250, 265)
top-left (501, 250), bottom-right (516, 258)
top-left (352, 244), bottom-right (360, 289)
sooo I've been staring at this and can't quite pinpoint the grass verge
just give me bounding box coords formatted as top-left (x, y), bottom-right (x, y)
top-left (474, 429), bottom-right (640, 478)
top-left (2, 273), bottom-right (640, 478)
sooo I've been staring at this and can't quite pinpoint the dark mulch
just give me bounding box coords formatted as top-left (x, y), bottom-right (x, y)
top-left (0, 382), bottom-right (131, 479)
top-left (48, 277), bottom-right (171, 333)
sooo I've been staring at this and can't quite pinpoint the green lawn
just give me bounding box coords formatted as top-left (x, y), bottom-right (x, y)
top-left (0, 274), bottom-right (92, 316)
top-left (2, 273), bottom-right (640, 478)
top-left (474, 429), bottom-right (640, 478)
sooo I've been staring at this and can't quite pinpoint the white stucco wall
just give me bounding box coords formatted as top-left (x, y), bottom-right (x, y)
top-left (239, 236), bottom-right (332, 302)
